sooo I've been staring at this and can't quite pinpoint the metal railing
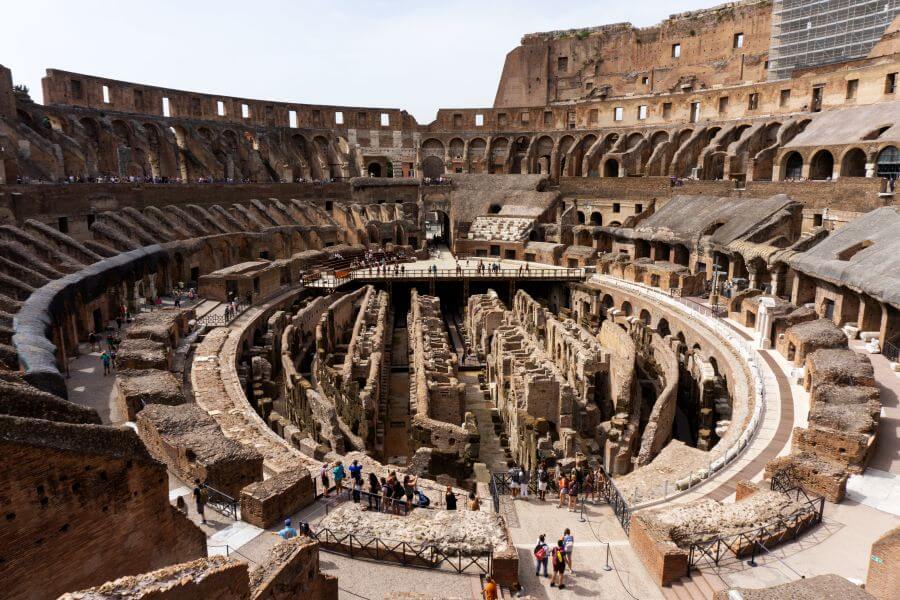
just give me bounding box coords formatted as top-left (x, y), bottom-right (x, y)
top-left (309, 527), bottom-right (492, 575)
top-left (350, 267), bottom-right (586, 281)
top-left (883, 340), bottom-right (899, 363)
top-left (596, 465), bottom-right (632, 534)
top-left (204, 484), bottom-right (239, 520)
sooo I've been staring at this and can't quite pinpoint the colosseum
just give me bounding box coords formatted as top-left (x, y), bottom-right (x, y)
top-left (1, 0), bottom-right (899, 598)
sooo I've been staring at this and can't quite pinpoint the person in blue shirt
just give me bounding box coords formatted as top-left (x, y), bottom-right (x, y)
top-left (277, 518), bottom-right (297, 540)
top-left (348, 459), bottom-right (362, 484)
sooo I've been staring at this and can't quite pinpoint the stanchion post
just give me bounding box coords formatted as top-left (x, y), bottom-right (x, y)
top-left (604, 543), bottom-right (612, 571)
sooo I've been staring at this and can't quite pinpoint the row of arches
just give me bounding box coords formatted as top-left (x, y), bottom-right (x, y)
top-left (781, 145), bottom-right (899, 180)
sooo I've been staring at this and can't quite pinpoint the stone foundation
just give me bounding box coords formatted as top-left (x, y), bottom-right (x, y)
top-left (240, 470), bottom-right (315, 529)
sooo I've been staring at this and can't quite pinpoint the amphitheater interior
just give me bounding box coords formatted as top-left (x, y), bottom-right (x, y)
top-left (1, 2), bottom-right (900, 599)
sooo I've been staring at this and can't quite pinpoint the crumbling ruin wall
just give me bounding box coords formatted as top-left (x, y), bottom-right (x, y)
top-left (630, 480), bottom-right (813, 586)
top-left (0, 415), bottom-right (206, 600)
top-left (59, 556), bottom-right (250, 600)
top-left (312, 286), bottom-right (388, 452)
top-left (239, 469), bottom-right (315, 529)
top-left (114, 368), bottom-right (185, 422)
top-left (786, 348), bottom-right (881, 476)
top-left (635, 327), bottom-right (681, 466)
top-left (249, 537), bottom-right (338, 600)
top-left (465, 291), bottom-right (506, 359)
top-left (408, 289), bottom-right (478, 481)
top-left (136, 403), bottom-right (264, 497)
top-left (866, 526), bottom-right (900, 600)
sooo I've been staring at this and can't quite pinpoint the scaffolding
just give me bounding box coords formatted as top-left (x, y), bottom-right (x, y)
top-left (768, 0), bottom-right (900, 80)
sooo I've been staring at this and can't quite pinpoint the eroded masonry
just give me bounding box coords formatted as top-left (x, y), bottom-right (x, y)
top-left (1, 1), bottom-right (899, 598)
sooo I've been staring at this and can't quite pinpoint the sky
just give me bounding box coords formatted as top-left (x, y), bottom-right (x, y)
top-left (1, 0), bottom-right (722, 124)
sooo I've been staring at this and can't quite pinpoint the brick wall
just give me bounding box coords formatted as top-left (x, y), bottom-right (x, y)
top-left (0, 416), bottom-right (206, 600)
top-left (628, 514), bottom-right (688, 586)
top-left (239, 470), bottom-right (315, 529)
top-left (60, 556), bottom-right (250, 600)
top-left (249, 538), bottom-right (338, 600)
top-left (866, 526), bottom-right (900, 600)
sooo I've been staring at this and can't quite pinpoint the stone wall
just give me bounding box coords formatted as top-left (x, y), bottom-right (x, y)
top-left (60, 556), bottom-right (250, 600)
top-left (0, 415), bottom-right (205, 600)
top-left (136, 403), bottom-right (264, 498)
top-left (239, 470), bottom-right (315, 529)
top-left (249, 538), bottom-right (338, 600)
top-left (866, 526), bottom-right (900, 600)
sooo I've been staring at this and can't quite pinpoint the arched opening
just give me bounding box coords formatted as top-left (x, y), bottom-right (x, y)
top-left (840, 148), bottom-right (867, 177)
top-left (657, 318), bottom-right (671, 338)
top-left (603, 159), bottom-right (619, 177)
top-left (367, 162), bottom-right (382, 177)
top-left (876, 146), bottom-right (900, 178)
top-left (782, 151), bottom-right (803, 180)
top-left (467, 138), bottom-right (487, 174)
top-left (421, 139), bottom-right (445, 178)
top-left (576, 211), bottom-right (586, 224)
top-left (425, 210), bottom-right (451, 243)
top-left (590, 212), bottom-right (602, 226)
top-left (809, 150), bottom-right (834, 180)
top-left (621, 301), bottom-right (633, 316)
top-left (488, 203), bottom-right (502, 214)
top-left (639, 309), bottom-right (651, 325)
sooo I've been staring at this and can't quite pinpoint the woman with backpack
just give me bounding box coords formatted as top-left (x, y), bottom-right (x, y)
top-left (550, 539), bottom-right (567, 589)
top-left (533, 534), bottom-right (549, 578)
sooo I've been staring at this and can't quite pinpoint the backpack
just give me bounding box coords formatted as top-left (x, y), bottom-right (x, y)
top-left (552, 548), bottom-right (563, 567)
top-left (199, 488), bottom-right (209, 504)
top-left (534, 544), bottom-right (547, 561)
top-left (538, 470), bottom-right (548, 483)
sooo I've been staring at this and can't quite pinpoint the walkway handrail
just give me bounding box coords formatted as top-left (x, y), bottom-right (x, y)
top-left (204, 484), bottom-right (239, 520)
top-left (597, 275), bottom-right (767, 507)
top-left (309, 527), bottom-right (493, 575)
top-left (351, 267), bottom-right (586, 280)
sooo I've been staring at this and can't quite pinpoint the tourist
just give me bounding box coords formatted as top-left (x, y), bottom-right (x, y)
top-left (567, 476), bottom-right (579, 512)
top-left (348, 459), bottom-right (362, 484)
top-left (563, 528), bottom-right (575, 573)
top-left (88, 331), bottom-right (98, 352)
top-left (557, 472), bottom-right (569, 509)
top-left (332, 461), bottom-right (347, 495)
top-left (402, 474), bottom-right (417, 510)
top-left (100, 351), bottom-right (111, 376)
top-left (533, 533), bottom-right (549, 578)
top-left (416, 489), bottom-right (430, 508)
top-left (550, 539), bottom-right (567, 589)
top-left (537, 463), bottom-right (549, 501)
top-left (482, 575), bottom-right (498, 600)
top-left (518, 465), bottom-right (529, 499)
top-left (509, 462), bottom-right (520, 498)
top-left (380, 476), bottom-right (391, 512)
top-left (320, 463), bottom-right (330, 497)
top-left (445, 485), bottom-right (457, 510)
top-left (352, 476), bottom-right (362, 503)
top-left (110, 348), bottom-right (117, 372)
top-left (277, 518), bottom-right (298, 540)
top-left (368, 473), bottom-right (381, 510)
top-left (468, 491), bottom-right (480, 511)
top-left (584, 470), bottom-right (596, 503)
top-left (391, 477), bottom-right (405, 514)
top-left (115, 316), bottom-right (123, 330)
top-left (193, 479), bottom-right (208, 525)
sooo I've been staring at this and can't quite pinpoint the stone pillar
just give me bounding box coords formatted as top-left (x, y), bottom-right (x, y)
top-left (770, 265), bottom-right (787, 298)
top-left (747, 265), bottom-right (759, 290)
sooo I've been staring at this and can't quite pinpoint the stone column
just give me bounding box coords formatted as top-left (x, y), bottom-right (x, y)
top-left (770, 265), bottom-right (787, 298)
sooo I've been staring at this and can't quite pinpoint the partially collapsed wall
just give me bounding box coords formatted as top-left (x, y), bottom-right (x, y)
top-left (407, 289), bottom-right (478, 482)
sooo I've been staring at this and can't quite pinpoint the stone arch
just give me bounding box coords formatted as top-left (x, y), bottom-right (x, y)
top-left (576, 210), bottom-right (586, 224)
top-left (510, 136), bottom-right (530, 174)
top-left (572, 134), bottom-right (597, 176)
top-left (639, 308), bottom-right (651, 325)
top-left (603, 159), bottom-right (620, 177)
top-left (589, 212), bottom-right (602, 225)
top-left (467, 138), bottom-right (487, 173)
top-left (556, 135), bottom-right (576, 177)
top-left (809, 149), bottom-right (834, 180)
top-left (535, 135), bottom-right (554, 174)
top-left (840, 147), bottom-right (867, 177)
top-left (448, 138), bottom-right (464, 160)
top-left (621, 301), bottom-right (633, 316)
top-left (111, 119), bottom-right (132, 145)
top-left (489, 137), bottom-right (509, 174)
top-left (876, 145), bottom-right (900, 178)
top-left (650, 130), bottom-right (669, 147)
top-left (656, 318), bottom-right (671, 338)
top-left (782, 151), bottom-right (803, 180)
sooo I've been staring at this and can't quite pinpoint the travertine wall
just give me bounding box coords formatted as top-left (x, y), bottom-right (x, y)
top-left (866, 526), bottom-right (900, 600)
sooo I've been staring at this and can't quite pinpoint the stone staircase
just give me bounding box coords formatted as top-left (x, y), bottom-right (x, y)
top-left (662, 568), bottom-right (728, 600)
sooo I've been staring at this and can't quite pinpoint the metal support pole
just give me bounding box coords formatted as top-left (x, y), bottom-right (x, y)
top-left (604, 543), bottom-right (613, 571)
top-left (747, 540), bottom-right (758, 567)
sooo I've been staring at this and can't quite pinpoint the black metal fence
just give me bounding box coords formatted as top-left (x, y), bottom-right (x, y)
top-left (884, 340), bottom-right (898, 363)
top-left (309, 528), bottom-right (492, 575)
top-left (205, 484), bottom-right (238, 520)
top-left (687, 476), bottom-right (825, 569)
top-left (596, 465), bottom-right (632, 534)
